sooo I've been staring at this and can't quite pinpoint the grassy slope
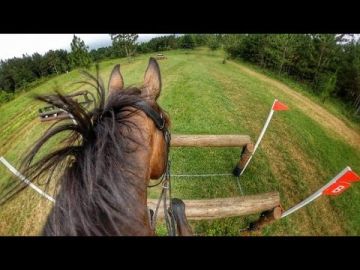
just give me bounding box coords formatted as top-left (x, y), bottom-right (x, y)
top-left (234, 59), bottom-right (360, 133)
top-left (0, 48), bottom-right (359, 236)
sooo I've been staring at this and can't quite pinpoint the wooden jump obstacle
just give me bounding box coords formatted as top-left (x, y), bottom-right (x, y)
top-left (0, 133), bottom-right (278, 234)
top-left (164, 134), bottom-right (282, 231)
top-left (148, 192), bottom-right (280, 220)
top-left (38, 91), bottom-right (94, 122)
top-left (170, 134), bottom-right (254, 176)
top-left (171, 135), bottom-right (251, 147)
top-left (155, 53), bottom-right (167, 60)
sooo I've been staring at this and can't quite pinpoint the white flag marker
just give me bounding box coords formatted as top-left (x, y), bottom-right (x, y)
top-left (0, 156), bottom-right (55, 203)
top-left (281, 166), bottom-right (360, 218)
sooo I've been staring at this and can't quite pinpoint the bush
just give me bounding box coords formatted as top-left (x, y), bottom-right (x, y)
top-left (207, 35), bottom-right (221, 50)
top-left (180, 35), bottom-right (195, 49)
top-left (318, 73), bottom-right (337, 103)
top-left (0, 90), bottom-right (14, 106)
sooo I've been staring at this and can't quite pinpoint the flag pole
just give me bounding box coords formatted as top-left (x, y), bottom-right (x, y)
top-left (239, 99), bottom-right (277, 177)
top-left (281, 167), bottom-right (353, 218)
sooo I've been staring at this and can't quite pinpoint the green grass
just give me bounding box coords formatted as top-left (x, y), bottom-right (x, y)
top-left (1, 47), bottom-right (360, 236)
top-left (234, 59), bottom-right (360, 130)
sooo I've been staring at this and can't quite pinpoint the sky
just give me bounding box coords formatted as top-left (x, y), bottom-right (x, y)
top-left (0, 34), bottom-right (169, 61)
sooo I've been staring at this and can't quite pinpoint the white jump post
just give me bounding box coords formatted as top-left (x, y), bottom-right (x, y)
top-left (0, 156), bottom-right (55, 203)
top-left (239, 98), bottom-right (288, 177)
top-left (281, 166), bottom-right (360, 218)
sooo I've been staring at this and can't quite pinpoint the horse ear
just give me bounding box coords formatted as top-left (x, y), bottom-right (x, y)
top-left (108, 64), bottom-right (124, 94)
top-left (143, 58), bottom-right (161, 100)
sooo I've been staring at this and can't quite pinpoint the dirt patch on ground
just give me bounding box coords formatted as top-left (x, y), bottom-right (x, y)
top-left (0, 190), bottom-right (52, 236)
top-left (229, 61), bottom-right (360, 151)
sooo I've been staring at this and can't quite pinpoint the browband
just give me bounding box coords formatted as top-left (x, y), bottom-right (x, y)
top-left (133, 100), bottom-right (165, 130)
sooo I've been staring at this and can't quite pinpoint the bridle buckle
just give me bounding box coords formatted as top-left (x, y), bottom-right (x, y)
top-left (159, 112), bottom-right (165, 130)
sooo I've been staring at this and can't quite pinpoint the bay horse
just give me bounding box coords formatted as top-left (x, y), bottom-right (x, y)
top-left (1, 58), bottom-right (192, 236)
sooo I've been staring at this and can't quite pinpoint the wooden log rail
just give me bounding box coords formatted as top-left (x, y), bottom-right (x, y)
top-left (147, 192), bottom-right (280, 220)
top-left (170, 134), bottom-right (254, 176)
top-left (170, 134), bottom-right (251, 147)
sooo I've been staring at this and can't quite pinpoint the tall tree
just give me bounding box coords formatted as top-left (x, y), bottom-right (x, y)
top-left (222, 34), bottom-right (244, 59)
top-left (68, 35), bottom-right (92, 69)
top-left (319, 72), bottom-right (338, 103)
top-left (267, 34), bottom-right (297, 75)
top-left (192, 34), bottom-right (207, 46)
top-left (30, 53), bottom-right (45, 78)
top-left (206, 34), bottom-right (222, 50)
top-left (110, 34), bottom-right (138, 62)
top-left (336, 40), bottom-right (360, 114)
top-left (180, 34), bottom-right (195, 49)
top-left (310, 34), bottom-right (343, 88)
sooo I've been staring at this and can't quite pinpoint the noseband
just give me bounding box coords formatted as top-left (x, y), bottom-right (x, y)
top-left (132, 100), bottom-right (176, 236)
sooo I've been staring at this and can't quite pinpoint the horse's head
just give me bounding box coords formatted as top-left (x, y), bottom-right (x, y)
top-left (107, 58), bottom-right (170, 181)
top-left (0, 58), bottom-right (172, 235)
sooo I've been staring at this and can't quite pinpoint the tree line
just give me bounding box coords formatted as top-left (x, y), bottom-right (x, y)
top-left (0, 34), bottom-right (197, 104)
top-left (221, 34), bottom-right (360, 116)
top-left (1, 34), bottom-right (359, 117)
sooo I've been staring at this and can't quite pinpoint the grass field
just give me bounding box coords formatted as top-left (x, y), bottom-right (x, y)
top-left (0, 48), bottom-right (359, 236)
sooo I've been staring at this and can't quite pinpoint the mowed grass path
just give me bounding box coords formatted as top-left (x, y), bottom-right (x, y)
top-left (0, 48), bottom-right (359, 235)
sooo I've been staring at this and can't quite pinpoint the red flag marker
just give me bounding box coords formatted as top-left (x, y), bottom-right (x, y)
top-left (272, 100), bottom-right (289, 111)
top-left (336, 170), bottom-right (360, 184)
top-left (282, 167), bottom-right (360, 218)
top-left (323, 170), bottom-right (360, 196)
top-left (323, 182), bottom-right (351, 196)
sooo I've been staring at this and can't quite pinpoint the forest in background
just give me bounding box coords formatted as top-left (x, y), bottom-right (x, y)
top-left (1, 34), bottom-right (359, 116)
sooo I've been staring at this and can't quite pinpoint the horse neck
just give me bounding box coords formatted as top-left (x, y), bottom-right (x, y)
top-left (44, 120), bottom-right (156, 236)
top-left (115, 117), bottom-right (157, 235)
top-left (110, 120), bottom-right (155, 235)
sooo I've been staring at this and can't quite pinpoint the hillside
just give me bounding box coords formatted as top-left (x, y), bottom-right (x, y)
top-left (0, 48), bottom-right (359, 236)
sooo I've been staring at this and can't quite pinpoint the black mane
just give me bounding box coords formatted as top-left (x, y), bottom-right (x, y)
top-left (0, 67), bottom-right (167, 235)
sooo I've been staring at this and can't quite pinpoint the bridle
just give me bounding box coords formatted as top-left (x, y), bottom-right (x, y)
top-left (132, 100), bottom-right (176, 236)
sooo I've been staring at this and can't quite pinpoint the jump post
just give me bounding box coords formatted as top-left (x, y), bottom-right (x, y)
top-left (167, 134), bottom-right (277, 232)
top-left (247, 206), bottom-right (283, 232)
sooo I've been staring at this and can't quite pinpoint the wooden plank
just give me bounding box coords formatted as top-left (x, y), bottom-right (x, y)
top-left (171, 134), bottom-right (251, 147)
top-left (148, 192), bottom-right (280, 220)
